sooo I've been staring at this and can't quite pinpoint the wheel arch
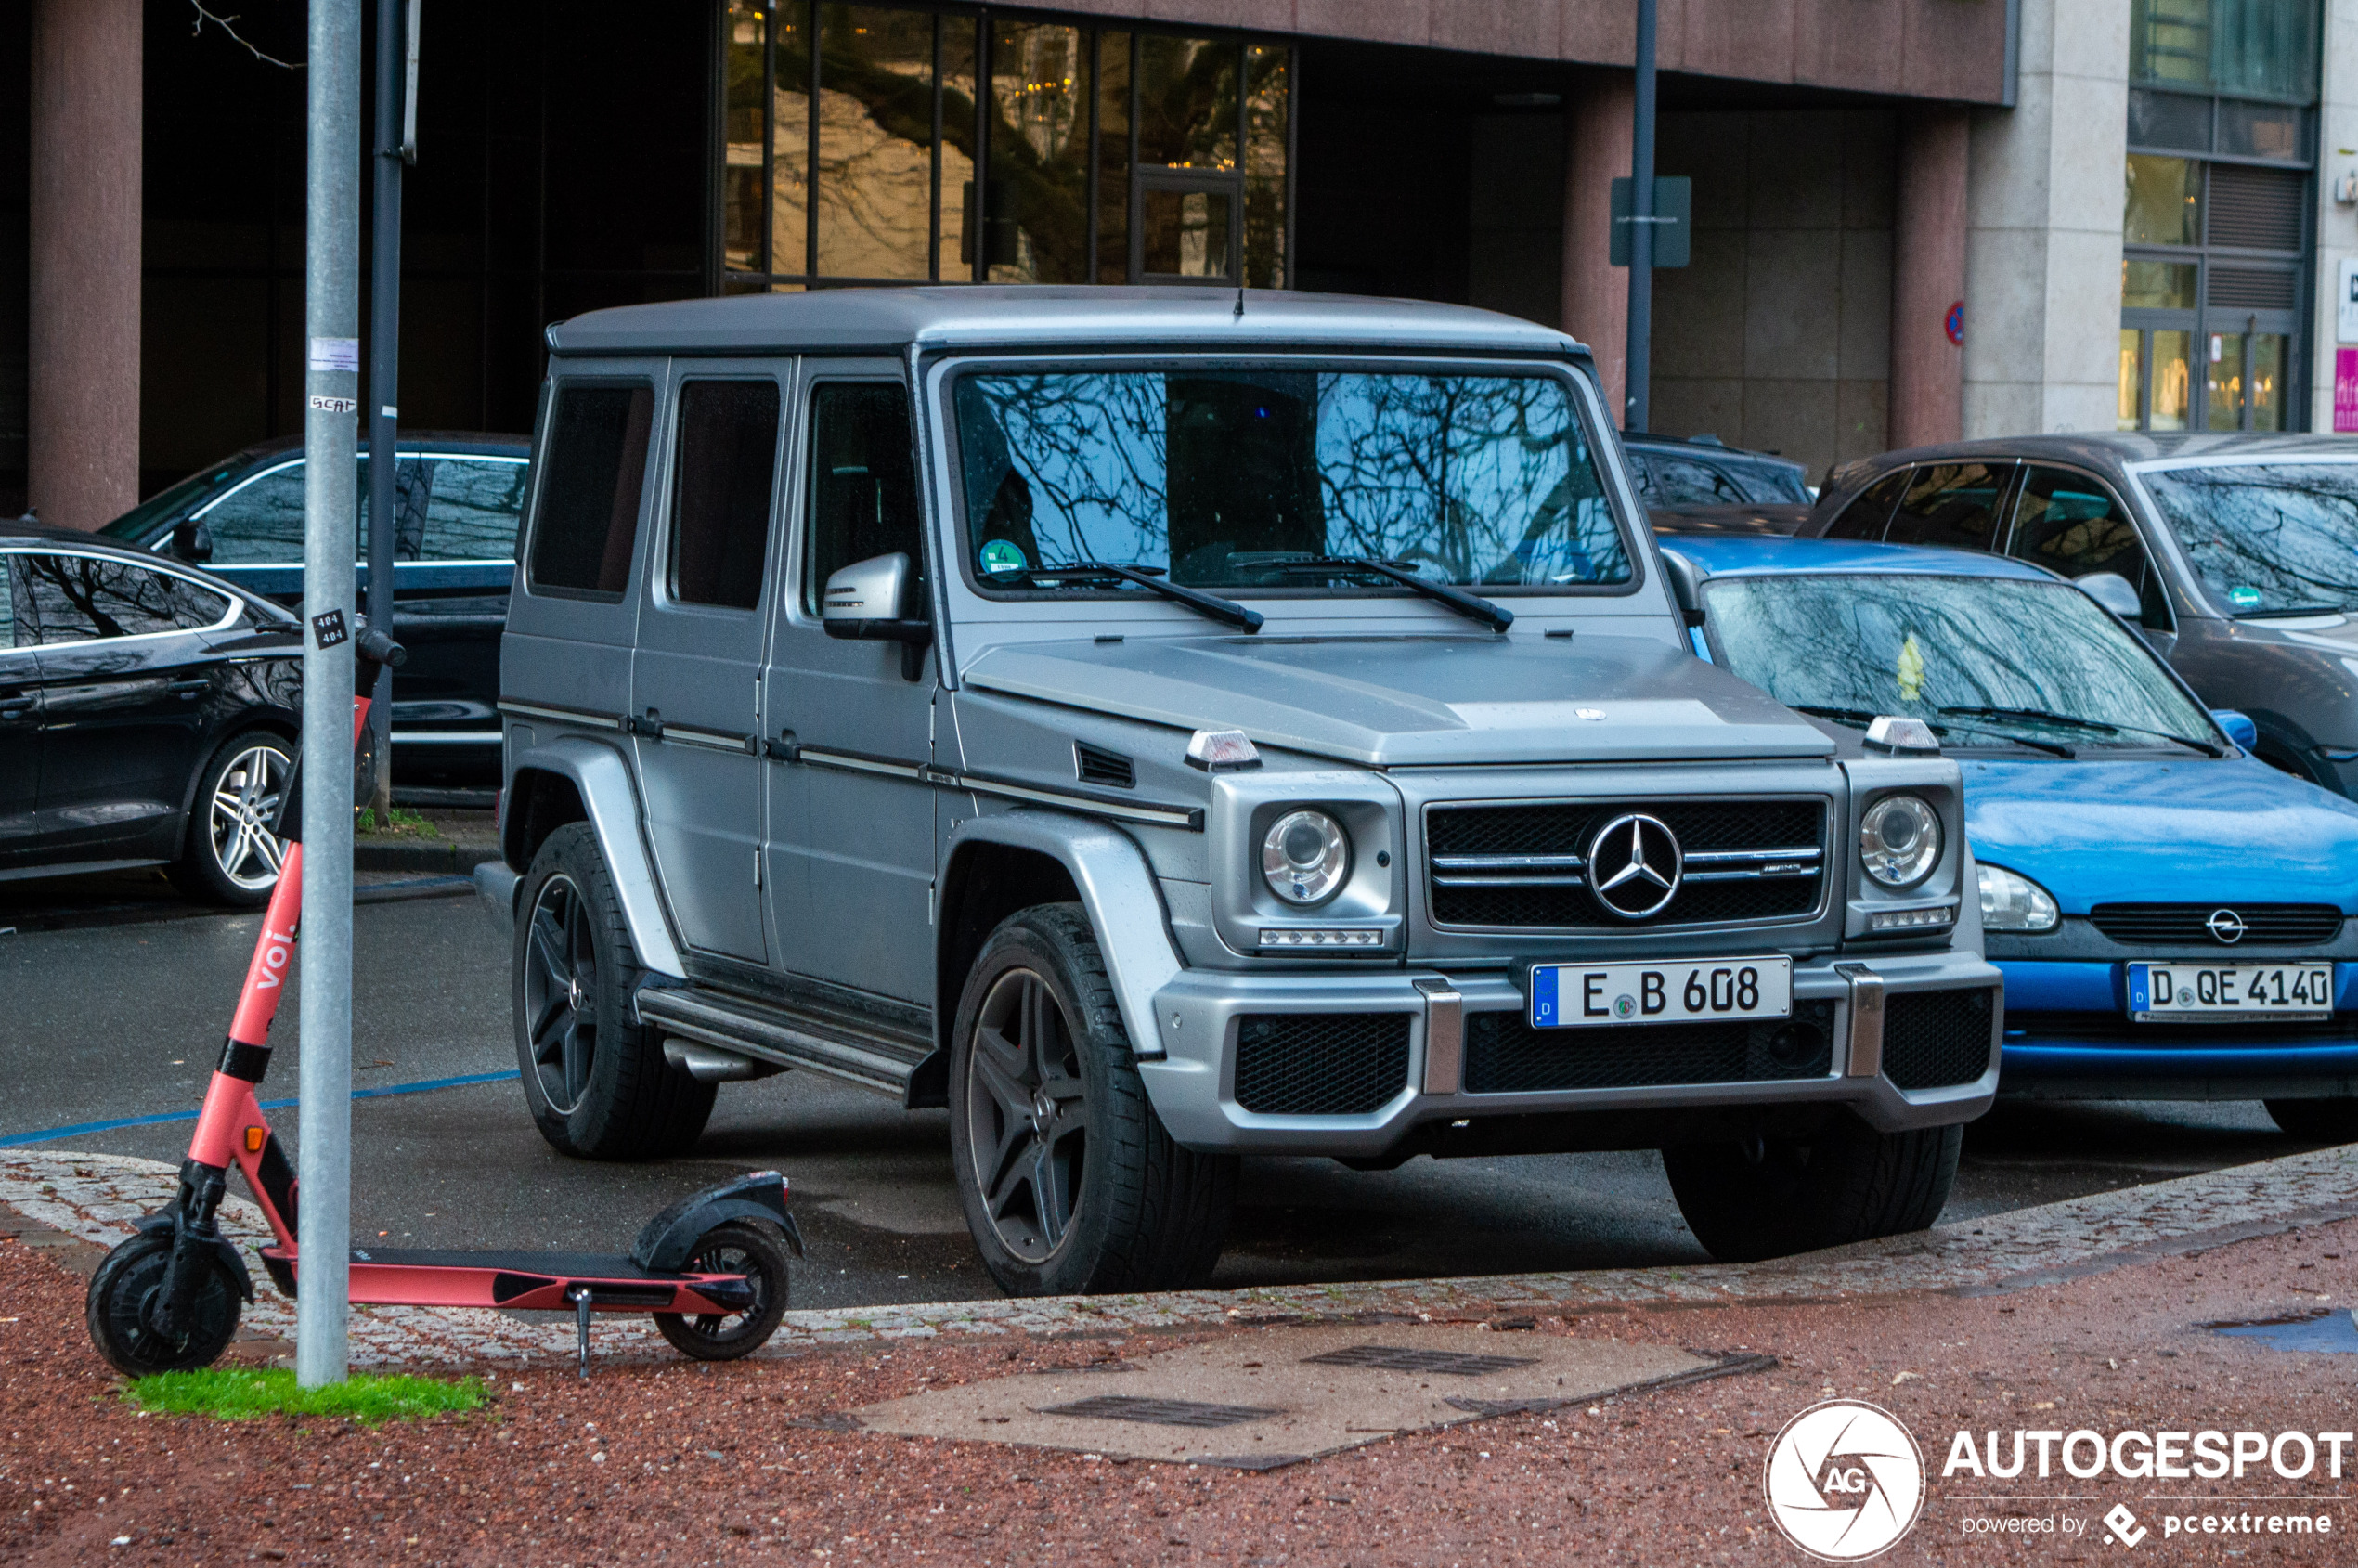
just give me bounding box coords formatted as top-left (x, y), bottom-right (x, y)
top-left (503, 736), bottom-right (685, 978)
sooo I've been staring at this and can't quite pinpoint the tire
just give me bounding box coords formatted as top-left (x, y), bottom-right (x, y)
top-left (2266, 1097), bottom-right (2358, 1142)
top-left (86, 1234), bottom-right (241, 1377)
top-left (513, 823), bottom-right (715, 1159)
top-left (168, 729), bottom-right (293, 908)
top-left (947, 902), bottom-right (1235, 1297)
top-left (652, 1220), bottom-right (791, 1361)
top-left (1662, 1115), bottom-right (1963, 1263)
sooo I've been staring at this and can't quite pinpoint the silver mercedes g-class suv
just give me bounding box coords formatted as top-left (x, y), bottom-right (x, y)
top-left (479, 288), bottom-right (2002, 1296)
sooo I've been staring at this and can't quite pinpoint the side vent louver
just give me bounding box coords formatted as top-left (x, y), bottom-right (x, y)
top-left (1074, 741), bottom-right (1135, 790)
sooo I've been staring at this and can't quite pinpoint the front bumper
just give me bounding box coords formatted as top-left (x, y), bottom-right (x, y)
top-left (1136, 950), bottom-right (2001, 1154)
top-left (1998, 959), bottom-right (2358, 1098)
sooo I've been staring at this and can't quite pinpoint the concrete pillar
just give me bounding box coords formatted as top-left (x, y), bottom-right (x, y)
top-left (1562, 71), bottom-right (1634, 425)
top-left (2308, 0), bottom-right (2358, 430)
top-left (30, 0), bottom-right (141, 532)
top-left (1962, 0), bottom-right (2128, 438)
top-left (1890, 109), bottom-right (1968, 448)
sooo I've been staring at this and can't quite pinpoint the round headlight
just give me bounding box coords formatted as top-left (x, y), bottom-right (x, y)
top-left (1263, 810), bottom-right (1351, 905)
top-left (1976, 862), bottom-right (2059, 932)
top-left (1859, 794), bottom-right (1941, 888)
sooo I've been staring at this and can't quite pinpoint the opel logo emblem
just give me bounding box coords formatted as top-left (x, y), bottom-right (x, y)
top-left (1587, 812), bottom-right (1683, 920)
top-left (2207, 908), bottom-right (2248, 944)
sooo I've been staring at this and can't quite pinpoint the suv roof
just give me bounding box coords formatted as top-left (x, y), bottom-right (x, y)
top-left (546, 286), bottom-right (1586, 360)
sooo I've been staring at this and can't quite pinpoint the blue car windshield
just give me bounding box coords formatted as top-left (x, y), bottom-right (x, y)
top-left (2142, 462), bottom-right (2358, 616)
top-left (951, 367), bottom-right (1631, 592)
top-left (1704, 573), bottom-right (2215, 751)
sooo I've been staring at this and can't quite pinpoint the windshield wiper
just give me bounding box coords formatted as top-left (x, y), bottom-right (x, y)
top-left (2233, 603), bottom-right (2351, 619)
top-left (1794, 705), bottom-right (2073, 758)
top-left (995, 563), bottom-right (1263, 633)
top-left (1940, 705), bottom-right (2221, 758)
top-left (1263, 555), bottom-right (1514, 633)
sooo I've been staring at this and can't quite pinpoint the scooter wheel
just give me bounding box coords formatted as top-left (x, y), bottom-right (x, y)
top-left (653, 1221), bottom-right (789, 1362)
top-left (86, 1235), bottom-right (241, 1377)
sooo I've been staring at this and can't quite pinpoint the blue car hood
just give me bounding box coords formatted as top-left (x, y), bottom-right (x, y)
top-left (1963, 756), bottom-right (2358, 914)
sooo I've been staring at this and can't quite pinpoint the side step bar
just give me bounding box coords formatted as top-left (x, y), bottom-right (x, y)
top-left (636, 985), bottom-right (926, 1098)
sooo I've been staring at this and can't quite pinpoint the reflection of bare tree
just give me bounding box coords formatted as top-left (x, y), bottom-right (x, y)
top-left (955, 371), bottom-right (1627, 588)
top-left (2145, 465), bottom-right (2358, 612)
top-left (20, 555), bottom-right (202, 641)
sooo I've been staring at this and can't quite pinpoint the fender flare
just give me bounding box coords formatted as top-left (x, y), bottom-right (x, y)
top-left (132, 1211), bottom-right (256, 1303)
top-left (507, 735), bottom-right (686, 979)
top-left (629, 1171), bottom-right (805, 1271)
top-left (938, 812), bottom-right (1185, 1063)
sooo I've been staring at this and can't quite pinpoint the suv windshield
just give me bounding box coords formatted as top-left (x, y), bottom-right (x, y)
top-left (951, 366), bottom-right (1631, 593)
top-left (1704, 573), bottom-right (2217, 753)
top-left (2141, 462), bottom-right (2358, 616)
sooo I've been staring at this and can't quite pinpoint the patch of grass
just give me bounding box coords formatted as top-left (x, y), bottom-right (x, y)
top-left (355, 805), bottom-right (438, 838)
top-left (123, 1367), bottom-right (488, 1424)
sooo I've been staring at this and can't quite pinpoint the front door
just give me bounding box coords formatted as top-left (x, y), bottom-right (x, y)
top-left (763, 366), bottom-right (938, 1005)
top-left (630, 365), bottom-right (789, 964)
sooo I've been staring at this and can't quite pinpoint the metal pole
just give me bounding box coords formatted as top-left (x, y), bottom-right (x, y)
top-left (297, 0), bottom-right (363, 1391)
top-left (1626, 0), bottom-right (1657, 433)
top-left (366, 0), bottom-right (407, 824)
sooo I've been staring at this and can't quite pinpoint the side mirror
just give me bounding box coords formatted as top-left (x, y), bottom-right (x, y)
top-left (2076, 570), bottom-right (2143, 622)
top-left (1657, 548), bottom-right (1707, 629)
top-left (2209, 708), bottom-right (2259, 751)
top-left (170, 519), bottom-right (213, 564)
top-left (822, 552), bottom-right (932, 680)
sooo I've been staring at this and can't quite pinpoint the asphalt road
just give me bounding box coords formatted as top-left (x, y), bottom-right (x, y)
top-left (0, 878), bottom-right (2315, 1312)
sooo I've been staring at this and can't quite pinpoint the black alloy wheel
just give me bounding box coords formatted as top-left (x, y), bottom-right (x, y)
top-left (963, 965), bottom-right (1091, 1264)
top-left (652, 1221), bottom-right (791, 1361)
top-left (523, 871), bottom-right (600, 1118)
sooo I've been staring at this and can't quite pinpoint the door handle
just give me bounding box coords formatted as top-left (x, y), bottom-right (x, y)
top-left (0, 695), bottom-right (34, 719)
top-left (167, 678), bottom-right (211, 697)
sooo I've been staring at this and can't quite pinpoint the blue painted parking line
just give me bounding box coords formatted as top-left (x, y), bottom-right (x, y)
top-left (0, 1069), bottom-right (520, 1148)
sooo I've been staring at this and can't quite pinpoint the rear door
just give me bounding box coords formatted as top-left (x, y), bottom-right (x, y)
top-left (18, 550), bottom-right (237, 859)
top-left (0, 553), bottom-right (40, 859)
top-left (630, 364), bottom-right (789, 964)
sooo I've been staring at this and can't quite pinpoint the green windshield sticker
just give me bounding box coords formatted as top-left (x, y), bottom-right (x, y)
top-left (2229, 585), bottom-right (2262, 609)
top-left (979, 538), bottom-right (1029, 576)
top-left (1896, 633), bottom-right (1926, 702)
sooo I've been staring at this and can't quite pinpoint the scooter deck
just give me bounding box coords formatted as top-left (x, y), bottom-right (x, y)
top-left (256, 1247), bottom-right (755, 1315)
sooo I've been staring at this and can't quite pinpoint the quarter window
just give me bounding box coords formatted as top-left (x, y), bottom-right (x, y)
top-left (667, 381), bottom-right (782, 611)
top-left (16, 554), bottom-right (228, 643)
top-left (529, 383), bottom-right (655, 599)
top-left (1823, 469), bottom-right (1911, 541)
top-left (804, 382), bottom-right (924, 613)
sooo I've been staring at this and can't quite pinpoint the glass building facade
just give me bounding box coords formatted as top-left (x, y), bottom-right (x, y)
top-left (719, 4), bottom-right (1292, 292)
top-left (2119, 0), bottom-right (2319, 432)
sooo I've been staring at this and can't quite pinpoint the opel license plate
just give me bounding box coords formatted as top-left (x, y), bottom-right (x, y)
top-left (1529, 958), bottom-right (1793, 1029)
top-left (2128, 963), bottom-right (2334, 1023)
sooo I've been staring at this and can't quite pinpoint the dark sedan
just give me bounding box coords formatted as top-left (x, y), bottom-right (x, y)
top-left (1, 525), bottom-right (302, 904)
top-left (98, 432), bottom-right (527, 777)
top-left (1801, 433), bottom-right (2358, 797)
top-left (1625, 431), bottom-right (1815, 537)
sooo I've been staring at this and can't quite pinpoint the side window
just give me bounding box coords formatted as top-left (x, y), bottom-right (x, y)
top-left (1883, 461), bottom-right (2015, 551)
top-left (803, 382), bottom-right (923, 613)
top-left (1626, 450), bottom-right (1660, 499)
top-left (667, 382), bottom-right (782, 611)
top-left (1649, 456), bottom-right (1747, 507)
top-left (193, 462), bottom-right (311, 564)
top-left (18, 554), bottom-right (228, 643)
top-left (0, 554), bottom-right (15, 647)
top-left (1824, 469), bottom-right (1910, 540)
top-left (421, 459), bottom-right (528, 562)
top-left (528, 383), bottom-right (654, 599)
top-left (2010, 466), bottom-right (2165, 624)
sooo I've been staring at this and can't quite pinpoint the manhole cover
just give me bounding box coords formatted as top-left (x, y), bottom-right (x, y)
top-left (1035, 1395), bottom-right (1284, 1429)
top-left (2211, 1310), bottom-right (2358, 1354)
top-left (1300, 1344), bottom-right (1541, 1377)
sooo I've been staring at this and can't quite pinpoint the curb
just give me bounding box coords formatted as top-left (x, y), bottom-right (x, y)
top-left (354, 840), bottom-right (499, 874)
top-left (3, 1143), bottom-right (2352, 1369)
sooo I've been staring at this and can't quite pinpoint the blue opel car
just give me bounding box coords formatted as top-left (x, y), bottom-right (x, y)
top-left (1662, 535), bottom-right (2358, 1141)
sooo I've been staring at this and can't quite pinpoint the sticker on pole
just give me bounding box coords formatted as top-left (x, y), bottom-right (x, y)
top-left (308, 336), bottom-right (360, 372)
top-left (1762, 1399), bottom-right (1925, 1560)
top-left (310, 608), bottom-right (350, 651)
top-left (307, 395), bottom-right (358, 414)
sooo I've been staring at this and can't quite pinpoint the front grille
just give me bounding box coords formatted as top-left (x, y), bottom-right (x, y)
top-left (1233, 1013), bottom-right (1412, 1116)
top-left (1462, 999), bottom-right (1836, 1094)
top-left (1883, 988), bottom-right (1996, 1090)
top-left (1427, 799), bottom-right (1826, 929)
top-left (2005, 1010), bottom-right (2358, 1045)
top-left (2087, 903), bottom-right (2342, 947)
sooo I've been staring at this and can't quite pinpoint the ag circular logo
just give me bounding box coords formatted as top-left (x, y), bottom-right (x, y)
top-left (1762, 1399), bottom-right (1925, 1561)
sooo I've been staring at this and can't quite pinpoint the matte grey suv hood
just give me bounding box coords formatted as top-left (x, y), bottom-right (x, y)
top-left (961, 632), bottom-right (1835, 767)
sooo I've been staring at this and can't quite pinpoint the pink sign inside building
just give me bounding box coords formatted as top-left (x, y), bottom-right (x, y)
top-left (2339, 349), bottom-right (2358, 433)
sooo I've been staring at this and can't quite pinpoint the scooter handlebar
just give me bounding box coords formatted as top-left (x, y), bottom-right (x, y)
top-left (356, 624), bottom-right (407, 669)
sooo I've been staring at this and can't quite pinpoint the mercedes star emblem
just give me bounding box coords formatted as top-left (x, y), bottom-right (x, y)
top-left (2207, 908), bottom-right (2248, 944)
top-left (1587, 812), bottom-right (1684, 920)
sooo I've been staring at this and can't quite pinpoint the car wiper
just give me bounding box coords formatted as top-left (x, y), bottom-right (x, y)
top-left (1940, 705), bottom-right (2221, 758)
top-left (994, 563), bottom-right (1263, 633)
top-left (1263, 555), bottom-right (1514, 633)
top-left (2232, 603), bottom-right (2352, 618)
top-left (1794, 704), bottom-right (2073, 758)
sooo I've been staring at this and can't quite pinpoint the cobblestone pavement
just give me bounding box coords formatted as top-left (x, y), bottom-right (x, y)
top-left (6, 1142), bottom-right (2352, 1367)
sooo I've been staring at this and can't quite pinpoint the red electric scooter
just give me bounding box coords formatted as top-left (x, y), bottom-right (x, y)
top-left (84, 621), bottom-right (801, 1378)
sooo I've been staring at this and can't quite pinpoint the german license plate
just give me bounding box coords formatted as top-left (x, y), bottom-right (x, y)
top-left (1529, 957), bottom-right (1793, 1030)
top-left (2127, 962), bottom-right (2334, 1023)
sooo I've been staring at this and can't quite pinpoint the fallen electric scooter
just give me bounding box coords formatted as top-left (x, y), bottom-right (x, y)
top-left (85, 620), bottom-right (802, 1378)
